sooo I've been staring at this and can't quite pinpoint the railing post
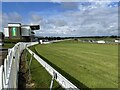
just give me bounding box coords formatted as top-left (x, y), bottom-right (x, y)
top-left (28, 53), bottom-right (34, 81)
top-left (25, 44), bottom-right (28, 68)
top-left (50, 71), bottom-right (57, 90)
top-left (0, 65), bottom-right (3, 90)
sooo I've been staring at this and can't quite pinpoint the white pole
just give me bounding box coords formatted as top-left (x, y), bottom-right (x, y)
top-left (0, 65), bottom-right (3, 90)
top-left (28, 53), bottom-right (34, 78)
top-left (50, 72), bottom-right (57, 90)
top-left (50, 75), bottom-right (55, 90)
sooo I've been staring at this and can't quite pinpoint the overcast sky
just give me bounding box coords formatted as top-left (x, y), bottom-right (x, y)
top-left (1, 0), bottom-right (119, 37)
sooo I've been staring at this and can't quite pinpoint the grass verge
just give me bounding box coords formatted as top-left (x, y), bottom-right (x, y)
top-left (19, 47), bottom-right (63, 89)
top-left (2, 43), bottom-right (15, 48)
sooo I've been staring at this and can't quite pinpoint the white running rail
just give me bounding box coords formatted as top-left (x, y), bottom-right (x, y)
top-left (0, 41), bottom-right (80, 90)
top-left (0, 42), bottom-right (38, 89)
top-left (26, 48), bottom-right (79, 90)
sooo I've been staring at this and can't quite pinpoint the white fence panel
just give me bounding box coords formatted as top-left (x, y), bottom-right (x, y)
top-left (27, 48), bottom-right (79, 90)
top-left (0, 65), bottom-right (3, 89)
top-left (0, 41), bottom-right (79, 89)
top-left (0, 42), bottom-right (38, 90)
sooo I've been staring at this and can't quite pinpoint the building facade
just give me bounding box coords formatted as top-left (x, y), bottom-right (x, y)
top-left (4, 23), bottom-right (40, 41)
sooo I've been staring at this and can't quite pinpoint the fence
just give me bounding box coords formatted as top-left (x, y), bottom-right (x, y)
top-left (26, 48), bottom-right (79, 89)
top-left (0, 42), bottom-right (38, 89)
top-left (0, 41), bottom-right (80, 89)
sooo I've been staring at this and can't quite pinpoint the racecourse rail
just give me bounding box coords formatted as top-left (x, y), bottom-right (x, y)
top-left (0, 41), bottom-right (79, 90)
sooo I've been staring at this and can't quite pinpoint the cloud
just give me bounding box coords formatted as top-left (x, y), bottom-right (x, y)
top-left (51, 0), bottom-right (119, 2)
top-left (0, 13), bottom-right (2, 31)
top-left (2, 1), bottom-right (118, 37)
top-left (2, 12), bottom-right (22, 28)
top-left (35, 2), bottom-right (118, 37)
top-left (29, 14), bottom-right (43, 24)
top-left (50, 0), bottom-right (62, 3)
top-left (60, 2), bottom-right (79, 10)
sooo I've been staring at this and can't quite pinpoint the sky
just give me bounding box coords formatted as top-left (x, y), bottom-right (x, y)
top-left (1, 0), bottom-right (119, 37)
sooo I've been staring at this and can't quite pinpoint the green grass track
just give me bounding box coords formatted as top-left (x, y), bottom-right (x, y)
top-left (35, 40), bottom-right (118, 88)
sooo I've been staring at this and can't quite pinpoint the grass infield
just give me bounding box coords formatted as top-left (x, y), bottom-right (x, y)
top-left (34, 40), bottom-right (118, 88)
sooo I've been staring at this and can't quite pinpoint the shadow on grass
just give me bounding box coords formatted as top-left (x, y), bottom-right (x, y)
top-left (18, 51), bottom-right (28, 89)
top-left (30, 66), bottom-right (42, 72)
top-left (18, 49), bottom-right (64, 90)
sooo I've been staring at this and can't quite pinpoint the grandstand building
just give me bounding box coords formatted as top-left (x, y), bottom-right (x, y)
top-left (3, 23), bottom-right (40, 41)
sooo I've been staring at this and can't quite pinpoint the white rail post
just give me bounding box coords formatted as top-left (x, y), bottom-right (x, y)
top-left (25, 44), bottom-right (28, 68)
top-left (25, 44), bottom-right (28, 58)
top-left (50, 71), bottom-right (57, 90)
top-left (0, 65), bottom-right (3, 90)
top-left (28, 53), bottom-right (34, 79)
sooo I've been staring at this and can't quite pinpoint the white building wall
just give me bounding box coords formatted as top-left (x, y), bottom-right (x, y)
top-left (21, 26), bottom-right (31, 36)
top-left (4, 28), bottom-right (9, 37)
top-left (115, 40), bottom-right (120, 43)
top-left (97, 40), bottom-right (105, 44)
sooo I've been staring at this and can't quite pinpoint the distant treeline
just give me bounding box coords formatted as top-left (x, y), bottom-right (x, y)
top-left (78, 35), bottom-right (119, 38)
top-left (36, 35), bottom-right (119, 40)
top-left (4, 35), bottom-right (119, 43)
